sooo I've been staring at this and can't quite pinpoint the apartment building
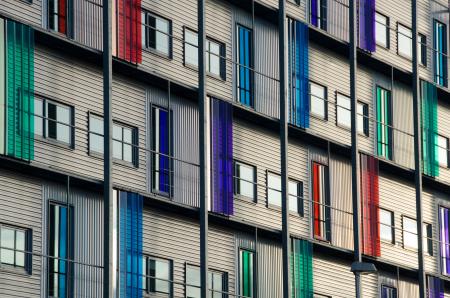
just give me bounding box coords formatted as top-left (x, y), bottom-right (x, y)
top-left (0, 0), bottom-right (450, 297)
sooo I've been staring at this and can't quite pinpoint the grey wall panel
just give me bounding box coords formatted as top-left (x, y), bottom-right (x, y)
top-left (437, 100), bottom-right (450, 185)
top-left (0, 171), bottom-right (42, 298)
top-left (398, 277), bottom-right (419, 298)
top-left (392, 82), bottom-right (414, 169)
top-left (33, 45), bottom-right (147, 193)
top-left (361, 272), bottom-right (379, 298)
top-left (286, 0), bottom-right (307, 23)
top-left (143, 208), bottom-right (236, 297)
top-left (313, 252), bottom-right (355, 297)
top-left (0, 1), bottom-right (42, 27)
top-left (327, 0), bottom-right (349, 42)
top-left (330, 154), bottom-right (353, 250)
top-left (73, 0), bottom-right (103, 50)
top-left (41, 182), bottom-right (104, 297)
top-left (146, 87), bottom-right (200, 207)
top-left (257, 239), bottom-right (283, 297)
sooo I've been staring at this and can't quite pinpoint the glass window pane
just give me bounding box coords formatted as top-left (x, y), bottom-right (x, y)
top-left (398, 24), bottom-right (412, 58)
top-left (212, 272), bottom-right (223, 298)
top-left (288, 181), bottom-right (299, 213)
top-left (186, 265), bottom-right (201, 298)
top-left (438, 136), bottom-right (448, 167)
top-left (113, 125), bottom-right (123, 160)
top-left (154, 259), bottom-right (170, 293)
top-left (34, 98), bottom-right (44, 136)
top-left (337, 94), bottom-right (351, 128)
top-left (403, 217), bottom-right (418, 249)
top-left (375, 13), bottom-right (388, 47)
top-left (208, 41), bottom-right (221, 76)
top-left (15, 230), bottom-right (25, 267)
top-left (56, 105), bottom-right (71, 144)
top-left (267, 173), bottom-right (281, 207)
top-left (156, 18), bottom-right (170, 55)
top-left (310, 83), bottom-right (326, 118)
top-left (380, 209), bottom-right (393, 242)
top-left (1, 228), bottom-right (15, 265)
top-left (141, 257), bottom-right (147, 290)
top-left (47, 102), bottom-right (57, 140)
top-left (90, 116), bottom-right (104, 154)
top-left (236, 163), bottom-right (255, 199)
top-left (185, 30), bottom-right (198, 66)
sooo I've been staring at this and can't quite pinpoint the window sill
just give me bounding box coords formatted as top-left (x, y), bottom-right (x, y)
top-left (266, 203), bottom-right (301, 217)
top-left (310, 113), bottom-right (328, 122)
top-left (234, 194), bottom-right (257, 204)
top-left (142, 47), bottom-right (172, 61)
top-left (183, 62), bottom-right (226, 82)
top-left (35, 135), bottom-right (74, 151)
top-left (376, 43), bottom-right (390, 51)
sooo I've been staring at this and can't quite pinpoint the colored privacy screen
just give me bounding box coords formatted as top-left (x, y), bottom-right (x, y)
top-left (358, 0), bottom-right (376, 52)
top-left (360, 154), bottom-right (380, 257)
top-left (113, 0), bottom-right (142, 64)
top-left (421, 80), bottom-right (439, 177)
top-left (0, 19), bottom-right (35, 160)
top-left (211, 98), bottom-right (234, 215)
top-left (288, 19), bottom-right (309, 129)
top-left (119, 191), bottom-right (143, 298)
top-left (291, 238), bottom-right (313, 298)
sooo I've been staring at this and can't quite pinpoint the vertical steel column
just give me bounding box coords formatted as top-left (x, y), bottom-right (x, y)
top-left (103, 0), bottom-right (113, 296)
top-left (349, 1), bottom-right (362, 297)
top-left (278, 1), bottom-right (290, 297)
top-left (198, 0), bottom-right (208, 298)
top-left (412, 1), bottom-right (426, 297)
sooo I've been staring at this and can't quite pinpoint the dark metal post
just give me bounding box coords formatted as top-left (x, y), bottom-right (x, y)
top-left (279, 1), bottom-right (290, 297)
top-left (103, 0), bottom-right (113, 296)
top-left (412, 1), bottom-right (426, 297)
top-left (198, 0), bottom-right (208, 298)
top-left (349, 1), bottom-right (362, 297)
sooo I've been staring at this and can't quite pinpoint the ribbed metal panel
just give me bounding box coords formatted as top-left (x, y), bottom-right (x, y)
top-left (41, 182), bottom-right (104, 297)
top-left (330, 154), bottom-right (353, 250)
top-left (309, 146), bottom-right (328, 165)
top-left (378, 271), bottom-right (397, 288)
top-left (0, 0), bottom-right (42, 27)
top-left (393, 82), bottom-right (414, 169)
top-left (0, 170), bottom-right (42, 298)
top-left (146, 87), bottom-right (200, 207)
top-left (257, 239), bottom-right (283, 297)
top-left (327, 0), bottom-right (349, 42)
top-left (73, 0), bottom-right (103, 50)
top-left (398, 277), bottom-right (419, 298)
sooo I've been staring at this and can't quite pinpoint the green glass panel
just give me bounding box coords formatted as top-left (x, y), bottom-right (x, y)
top-left (376, 87), bottom-right (392, 160)
top-left (421, 80), bottom-right (439, 177)
top-left (291, 239), bottom-right (313, 298)
top-left (0, 18), bottom-right (5, 155)
top-left (6, 20), bottom-right (34, 160)
top-left (240, 249), bottom-right (253, 297)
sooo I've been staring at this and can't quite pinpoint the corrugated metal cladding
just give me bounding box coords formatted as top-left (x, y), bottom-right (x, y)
top-left (437, 101), bottom-right (450, 184)
top-left (327, 0), bottom-right (349, 42)
top-left (0, 170), bottom-right (42, 298)
top-left (0, 1), bottom-right (42, 27)
top-left (41, 182), bottom-right (104, 297)
top-left (73, 0), bottom-right (103, 50)
top-left (377, 272), bottom-right (423, 298)
top-left (145, 87), bottom-right (200, 207)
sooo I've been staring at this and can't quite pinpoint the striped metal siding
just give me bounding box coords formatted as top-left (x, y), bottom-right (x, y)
top-left (437, 101), bottom-right (450, 185)
top-left (73, 0), bottom-right (103, 50)
top-left (392, 82), bottom-right (414, 169)
top-left (430, 0), bottom-right (449, 87)
top-left (0, 0), bottom-right (42, 27)
top-left (330, 154), bottom-right (353, 250)
top-left (398, 277), bottom-right (419, 298)
top-left (0, 170), bottom-right (42, 298)
top-left (145, 87), bottom-right (200, 207)
top-left (313, 252), bottom-right (355, 297)
top-left (327, 0), bottom-right (349, 42)
top-left (41, 181), bottom-right (104, 297)
top-left (32, 44), bottom-right (147, 192)
top-left (143, 208), bottom-right (236, 297)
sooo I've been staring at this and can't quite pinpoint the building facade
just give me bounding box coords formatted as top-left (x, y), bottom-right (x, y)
top-left (0, 0), bottom-right (450, 297)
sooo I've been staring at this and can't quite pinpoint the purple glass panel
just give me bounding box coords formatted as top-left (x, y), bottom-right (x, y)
top-left (358, 0), bottom-right (376, 52)
top-left (211, 98), bottom-right (233, 215)
top-left (445, 208), bottom-right (450, 273)
top-left (310, 0), bottom-right (319, 27)
top-left (427, 276), bottom-right (444, 298)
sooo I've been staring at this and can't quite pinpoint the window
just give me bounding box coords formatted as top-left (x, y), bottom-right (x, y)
top-left (375, 13), bottom-right (389, 48)
top-left (437, 135), bottom-right (449, 168)
top-left (0, 224), bottom-right (30, 272)
top-left (358, 101), bottom-right (369, 136)
top-left (142, 11), bottom-right (171, 57)
top-left (34, 98), bottom-right (73, 146)
top-left (336, 93), bottom-right (350, 128)
top-left (434, 20), bottom-right (448, 87)
top-left (236, 24), bottom-right (253, 107)
top-left (403, 216), bottom-right (417, 249)
top-left (381, 285), bottom-right (397, 298)
top-left (185, 264), bottom-right (228, 298)
top-left (48, 202), bottom-right (73, 298)
top-left (312, 162), bottom-right (330, 241)
top-left (183, 28), bottom-right (226, 79)
top-left (266, 172), bottom-right (303, 215)
top-left (234, 161), bottom-right (256, 201)
top-left (88, 114), bottom-right (138, 166)
top-left (239, 249), bottom-right (254, 298)
top-left (397, 23), bottom-right (412, 59)
top-left (142, 256), bottom-right (172, 295)
top-left (309, 0), bottom-right (327, 30)
top-left (439, 206), bottom-right (450, 275)
top-left (376, 86), bottom-right (392, 160)
top-left (310, 82), bottom-right (327, 119)
top-left (419, 33), bottom-right (427, 66)
top-left (151, 106), bottom-right (173, 196)
top-left (380, 208), bottom-right (394, 243)
top-left (424, 223), bottom-right (433, 256)
top-left (48, 0), bottom-right (68, 34)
